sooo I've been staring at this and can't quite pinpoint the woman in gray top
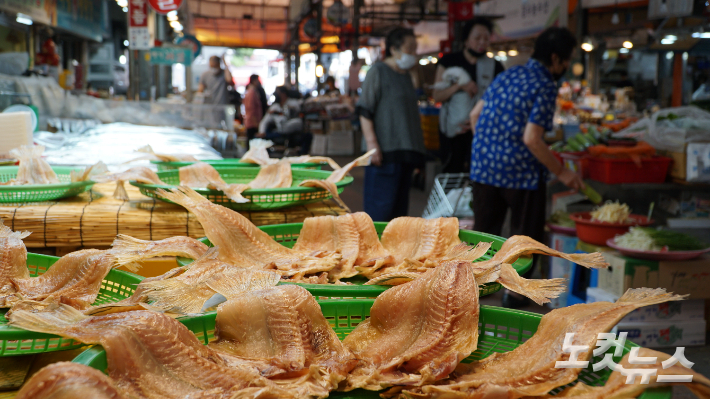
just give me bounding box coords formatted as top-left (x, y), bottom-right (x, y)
top-left (357, 27), bottom-right (426, 221)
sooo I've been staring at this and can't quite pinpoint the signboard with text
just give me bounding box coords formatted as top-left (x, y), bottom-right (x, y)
top-left (475, 0), bottom-right (568, 41)
top-left (0, 0), bottom-right (56, 25)
top-left (149, 47), bottom-right (192, 65)
top-left (129, 0), bottom-right (152, 50)
top-left (148, 0), bottom-right (182, 14)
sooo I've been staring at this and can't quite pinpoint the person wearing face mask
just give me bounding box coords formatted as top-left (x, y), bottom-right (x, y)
top-left (357, 27), bottom-right (426, 222)
top-left (434, 17), bottom-right (504, 174)
top-left (198, 55), bottom-right (233, 105)
top-left (467, 27), bottom-right (584, 309)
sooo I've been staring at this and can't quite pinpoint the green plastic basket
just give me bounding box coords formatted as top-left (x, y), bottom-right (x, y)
top-left (178, 223), bottom-right (534, 299)
top-left (131, 167), bottom-right (353, 211)
top-left (0, 166), bottom-right (95, 203)
top-left (151, 159), bottom-right (322, 171)
top-left (72, 301), bottom-right (670, 399)
top-left (0, 253), bottom-right (144, 356)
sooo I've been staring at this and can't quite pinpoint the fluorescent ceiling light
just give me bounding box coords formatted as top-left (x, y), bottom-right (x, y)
top-left (16, 13), bottom-right (32, 25)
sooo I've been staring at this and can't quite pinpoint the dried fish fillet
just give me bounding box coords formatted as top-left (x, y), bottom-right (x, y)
top-left (350, 212), bottom-right (392, 266)
top-left (284, 155), bottom-right (341, 170)
top-left (240, 139), bottom-right (274, 165)
top-left (249, 161), bottom-right (293, 189)
top-left (15, 362), bottom-right (126, 399)
top-left (109, 234), bottom-right (209, 272)
top-left (491, 235), bottom-right (607, 269)
top-left (293, 214), bottom-right (361, 280)
top-left (539, 348), bottom-right (710, 399)
top-left (177, 162), bottom-right (250, 204)
top-left (299, 149), bottom-right (375, 211)
top-left (0, 222), bottom-right (31, 307)
top-left (10, 250), bottom-right (112, 309)
top-left (407, 288), bottom-right (686, 398)
top-left (70, 161), bottom-right (109, 182)
top-left (211, 285), bottom-right (357, 395)
top-left (131, 144), bottom-right (199, 163)
top-left (157, 187), bottom-right (341, 278)
top-left (140, 247), bottom-right (281, 314)
top-left (9, 145), bottom-right (60, 185)
top-left (9, 305), bottom-right (298, 398)
top-left (343, 261), bottom-right (480, 390)
top-left (94, 166), bottom-right (166, 200)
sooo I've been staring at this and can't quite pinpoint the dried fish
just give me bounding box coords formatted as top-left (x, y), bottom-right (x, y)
top-left (9, 305), bottom-right (299, 398)
top-left (293, 214), bottom-right (361, 280)
top-left (15, 362), bottom-right (126, 399)
top-left (109, 234), bottom-right (209, 272)
top-left (343, 261), bottom-right (480, 390)
top-left (211, 285), bottom-right (357, 396)
top-left (157, 187), bottom-right (341, 278)
top-left (406, 288), bottom-right (686, 398)
top-left (0, 221), bottom-right (31, 307)
top-left (8, 145), bottom-right (59, 185)
top-left (93, 166), bottom-right (166, 200)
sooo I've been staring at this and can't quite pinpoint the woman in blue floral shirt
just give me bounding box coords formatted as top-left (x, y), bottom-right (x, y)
top-left (468, 27), bottom-right (584, 308)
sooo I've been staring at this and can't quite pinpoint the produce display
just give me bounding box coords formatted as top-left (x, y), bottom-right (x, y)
top-left (614, 227), bottom-right (709, 252)
top-left (548, 209), bottom-right (575, 228)
top-left (590, 201), bottom-right (631, 223)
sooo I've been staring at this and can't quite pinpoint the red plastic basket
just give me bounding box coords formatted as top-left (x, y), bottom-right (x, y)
top-left (570, 212), bottom-right (654, 246)
top-left (586, 156), bottom-right (671, 184)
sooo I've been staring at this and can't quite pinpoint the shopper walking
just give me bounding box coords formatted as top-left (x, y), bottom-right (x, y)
top-left (434, 17), bottom-right (504, 174)
top-left (249, 74), bottom-right (268, 120)
top-left (357, 27), bottom-right (426, 222)
top-left (468, 27), bottom-right (584, 308)
top-left (198, 55), bottom-right (233, 105)
top-left (244, 80), bottom-right (263, 146)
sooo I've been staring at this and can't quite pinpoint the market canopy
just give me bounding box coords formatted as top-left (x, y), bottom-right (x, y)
top-left (185, 0), bottom-right (441, 49)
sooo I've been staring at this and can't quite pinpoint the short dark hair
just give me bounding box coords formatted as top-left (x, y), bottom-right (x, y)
top-left (385, 27), bottom-right (415, 57)
top-left (461, 17), bottom-right (494, 41)
top-left (275, 86), bottom-right (289, 97)
top-left (209, 55), bottom-right (220, 64)
top-left (325, 76), bottom-right (335, 85)
top-left (249, 74), bottom-right (260, 83)
top-left (531, 27), bottom-right (577, 66)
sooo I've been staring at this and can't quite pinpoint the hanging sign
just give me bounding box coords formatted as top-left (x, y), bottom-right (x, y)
top-left (175, 34), bottom-right (202, 59)
top-left (148, 0), bottom-right (182, 14)
top-left (476, 0), bottom-right (568, 41)
top-left (129, 0), bottom-right (152, 49)
top-left (149, 47), bottom-right (193, 65)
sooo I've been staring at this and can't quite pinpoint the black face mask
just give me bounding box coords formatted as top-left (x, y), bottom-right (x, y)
top-left (466, 48), bottom-right (486, 58)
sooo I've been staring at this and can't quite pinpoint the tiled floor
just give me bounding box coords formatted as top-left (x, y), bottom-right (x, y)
top-left (333, 154), bottom-right (710, 397)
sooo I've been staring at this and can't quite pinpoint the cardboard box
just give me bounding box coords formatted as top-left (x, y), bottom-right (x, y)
top-left (596, 252), bottom-right (659, 298)
top-left (661, 143), bottom-right (710, 182)
top-left (547, 234), bottom-right (579, 308)
top-left (310, 134), bottom-right (328, 156)
top-left (616, 319), bottom-right (706, 347)
top-left (658, 256), bottom-right (710, 299)
top-left (587, 288), bottom-right (705, 322)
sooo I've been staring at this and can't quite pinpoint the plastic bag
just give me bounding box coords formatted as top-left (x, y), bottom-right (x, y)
top-left (613, 106), bottom-right (710, 152)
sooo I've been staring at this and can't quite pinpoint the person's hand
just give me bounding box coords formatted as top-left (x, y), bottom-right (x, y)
top-left (458, 120), bottom-right (471, 133)
top-left (461, 81), bottom-right (478, 97)
top-left (255, 132), bottom-right (266, 138)
top-left (367, 140), bottom-right (382, 166)
top-left (558, 168), bottom-right (585, 191)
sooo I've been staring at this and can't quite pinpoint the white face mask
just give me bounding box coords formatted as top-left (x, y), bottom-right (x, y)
top-left (395, 53), bottom-right (417, 70)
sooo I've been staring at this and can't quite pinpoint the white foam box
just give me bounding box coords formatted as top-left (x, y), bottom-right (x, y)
top-left (616, 319), bottom-right (706, 348)
top-left (547, 233), bottom-right (579, 308)
top-left (326, 130), bottom-right (354, 156)
top-left (587, 287), bottom-right (705, 323)
top-left (310, 134), bottom-right (328, 156)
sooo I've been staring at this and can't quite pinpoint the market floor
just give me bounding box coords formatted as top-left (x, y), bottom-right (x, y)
top-left (333, 155), bottom-right (710, 397)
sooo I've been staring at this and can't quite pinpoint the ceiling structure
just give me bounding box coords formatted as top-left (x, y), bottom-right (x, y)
top-left (184, 0), bottom-right (447, 49)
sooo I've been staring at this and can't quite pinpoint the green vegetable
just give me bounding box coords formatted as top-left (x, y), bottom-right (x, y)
top-left (549, 210), bottom-right (575, 228)
top-left (586, 133), bottom-right (599, 145)
top-left (638, 228), bottom-right (709, 251)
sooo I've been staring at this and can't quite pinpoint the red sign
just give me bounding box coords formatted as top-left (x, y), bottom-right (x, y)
top-left (129, 0), bottom-right (148, 27)
top-left (148, 0), bottom-right (183, 14)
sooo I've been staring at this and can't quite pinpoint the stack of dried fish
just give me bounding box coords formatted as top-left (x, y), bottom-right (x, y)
top-left (0, 222), bottom-right (209, 314)
top-left (11, 261), bottom-right (710, 399)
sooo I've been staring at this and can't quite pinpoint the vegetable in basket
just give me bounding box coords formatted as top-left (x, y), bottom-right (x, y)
top-left (615, 227), bottom-right (709, 252)
top-left (590, 201), bottom-right (632, 224)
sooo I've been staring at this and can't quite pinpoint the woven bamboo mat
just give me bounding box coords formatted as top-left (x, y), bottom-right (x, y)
top-left (0, 183), bottom-right (346, 249)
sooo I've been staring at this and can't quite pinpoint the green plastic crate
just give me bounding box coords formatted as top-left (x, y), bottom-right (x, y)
top-left (0, 253), bottom-right (144, 356)
top-left (131, 167), bottom-right (353, 211)
top-left (72, 302), bottom-right (670, 399)
top-left (151, 159), bottom-right (322, 171)
top-left (0, 166), bottom-right (95, 203)
top-left (177, 222), bottom-right (534, 299)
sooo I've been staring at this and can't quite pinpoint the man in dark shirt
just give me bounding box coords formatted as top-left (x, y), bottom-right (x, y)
top-left (434, 17), bottom-right (505, 174)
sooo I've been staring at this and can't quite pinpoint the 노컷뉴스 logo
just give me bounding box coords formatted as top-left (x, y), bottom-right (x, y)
top-left (554, 332), bottom-right (694, 384)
